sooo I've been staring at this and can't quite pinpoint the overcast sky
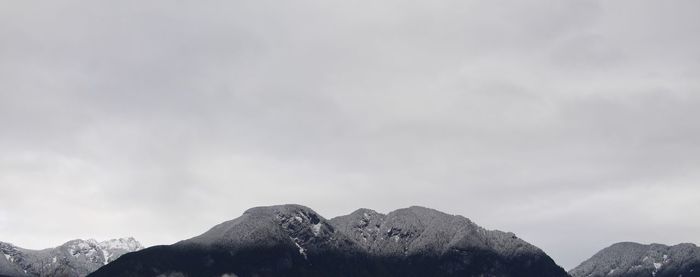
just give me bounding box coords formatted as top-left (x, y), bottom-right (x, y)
top-left (1, 0), bottom-right (699, 270)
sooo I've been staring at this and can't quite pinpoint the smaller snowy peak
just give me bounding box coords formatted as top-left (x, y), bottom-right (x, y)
top-left (97, 237), bottom-right (143, 252)
top-left (96, 237), bottom-right (144, 265)
top-left (0, 237), bottom-right (143, 277)
top-left (570, 242), bottom-right (700, 277)
top-left (0, 243), bottom-right (28, 277)
top-left (0, 241), bottom-right (18, 254)
top-left (64, 239), bottom-right (101, 259)
top-left (60, 237), bottom-right (144, 265)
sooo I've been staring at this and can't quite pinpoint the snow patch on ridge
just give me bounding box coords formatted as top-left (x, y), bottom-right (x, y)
top-left (98, 237), bottom-right (143, 252)
top-left (312, 223), bottom-right (322, 236)
top-left (101, 249), bottom-right (110, 265)
top-left (291, 239), bottom-right (307, 260)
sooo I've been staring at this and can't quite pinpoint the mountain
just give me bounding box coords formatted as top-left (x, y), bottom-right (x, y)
top-left (570, 242), bottom-right (700, 277)
top-left (0, 237), bottom-right (143, 277)
top-left (90, 204), bottom-right (568, 277)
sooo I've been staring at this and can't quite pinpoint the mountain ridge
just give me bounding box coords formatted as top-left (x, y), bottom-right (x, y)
top-left (570, 241), bottom-right (700, 277)
top-left (6, 205), bottom-right (698, 277)
top-left (90, 204), bottom-right (568, 277)
top-left (0, 237), bottom-right (143, 277)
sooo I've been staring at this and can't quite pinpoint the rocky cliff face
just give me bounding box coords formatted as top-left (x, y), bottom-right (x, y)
top-left (570, 242), bottom-right (700, 277)
top-left (90, 204), bottom-right (568, 277)
top-left (0, 238), bottom-right (143, 277)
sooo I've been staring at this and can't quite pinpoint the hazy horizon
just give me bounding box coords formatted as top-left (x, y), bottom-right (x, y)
top-left (2, 0), bottom-right (699, 271)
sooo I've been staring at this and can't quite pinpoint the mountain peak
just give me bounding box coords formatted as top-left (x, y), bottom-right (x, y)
top-left (90, 205), bottom-right (571, 277)
top-left (386, 206), bottom-right (459, 224)
top-left (0, 237), bottom-right (143, 277)
top-left (98, 237), bottom-right (142, 250)
top-left (570, 242), bottom-right (700, 277)
top-left (348, 208), bottom-right (384, 217)
top-left (93, 205), bottom-right (569, 277)
top-left (405, 205), bottom-right (442, 212)
top-left (189, 204), bottom-right (347, 254)
top-left (243, 204), bottom-right (318, 217)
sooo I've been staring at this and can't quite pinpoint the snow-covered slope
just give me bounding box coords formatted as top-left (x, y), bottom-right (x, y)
top-left (330, 206), bottom-right (543, 258)
top-left (0, 238), bottom-right (143, 277)
top-left (570, 242), bottom-right (700, 277)
top-left (91, 204), bottom-right (568, 277)
top-left (96, 238), bottom-right (144, 264)
top-left (188, 204), bottom-right (363, 257)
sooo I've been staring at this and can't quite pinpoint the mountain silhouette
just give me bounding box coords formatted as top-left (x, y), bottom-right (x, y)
top-left (90, 204), bottom-right (567, 277)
